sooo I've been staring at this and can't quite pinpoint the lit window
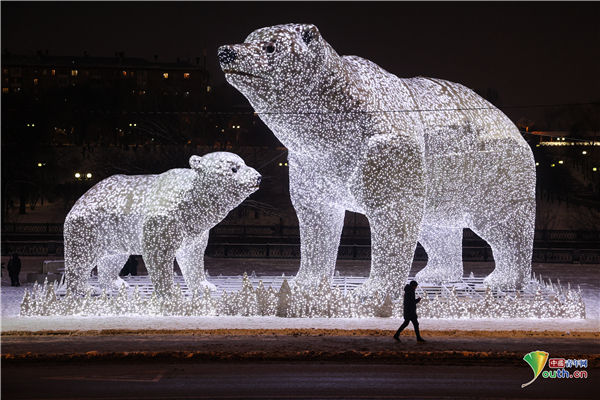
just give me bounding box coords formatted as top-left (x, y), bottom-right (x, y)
top-left (2, 88), bottom-right (8, 94)
top-left (37, 162), bottom-right (43, 167)
top-left (71, 70), bottom-right (78, 76)
top-left (206, 85), bottom-right (211, 92)
top-left (593, 167), bottom-right (597, 172)
top-left (582, 151), bottom-right (587, 155)
top-left (551, 164), bottom-right (555, 168)
top-left (122, 71), bottom-right (127, 77)
top-left (51, 69), bottom-right (56, 76)
top-left (183, 72), bottom-right (190, 79)
top-left (163, 73), bottom-right (169, 79)
top-left (33, 78), bottom-right (39, 85)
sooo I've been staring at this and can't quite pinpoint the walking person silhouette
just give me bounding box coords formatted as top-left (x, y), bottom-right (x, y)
top-left (393, 280), bottom-right (426, 342)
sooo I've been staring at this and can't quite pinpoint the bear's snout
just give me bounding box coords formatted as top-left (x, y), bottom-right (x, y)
top-left (218, 46), bottom-right (237, 65)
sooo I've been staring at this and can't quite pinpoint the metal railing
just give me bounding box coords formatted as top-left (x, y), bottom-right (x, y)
top-left (2, 240), bottom-right (599, 264)
top-left (3, 223), bottom-right (600, 243)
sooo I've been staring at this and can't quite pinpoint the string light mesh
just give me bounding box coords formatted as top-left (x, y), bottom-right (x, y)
top-left (219, 23), bottom-right (536, 294)
top-left (63, 152), bottom-right (261, 297)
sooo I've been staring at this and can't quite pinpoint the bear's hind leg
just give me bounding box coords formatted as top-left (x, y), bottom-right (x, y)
top-left (415, 225), bottom-right (463, 284)
top-left (97, 254), bottom-right (130, 291)
top-left (471, 201), bottom-right (534, 290)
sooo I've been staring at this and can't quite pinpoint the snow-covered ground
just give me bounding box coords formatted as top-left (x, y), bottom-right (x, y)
top-left (2, 262), bottom-right (598, 332)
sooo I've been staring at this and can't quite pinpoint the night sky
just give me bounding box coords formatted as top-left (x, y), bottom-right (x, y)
top-left (2, 1), bottom-right (599, 121)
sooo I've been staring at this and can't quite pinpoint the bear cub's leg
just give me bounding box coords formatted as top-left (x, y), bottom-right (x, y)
top-left (142, 216), bottom-right (179, 297)
top-left (175, 231), bottom-right (216, 293)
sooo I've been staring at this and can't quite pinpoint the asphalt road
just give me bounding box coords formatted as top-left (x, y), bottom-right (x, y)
top-left (2, 361), bottom-right (597, 399)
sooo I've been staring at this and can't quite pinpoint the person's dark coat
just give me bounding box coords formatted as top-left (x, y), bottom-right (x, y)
top-left (403, 283), bottom-right (421, 318)
top-left (7, 254), bottom-right (22, 286)
top-left (7, 255), bottom-right (21, 276)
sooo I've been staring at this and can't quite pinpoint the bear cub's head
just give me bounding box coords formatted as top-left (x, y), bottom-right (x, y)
top-left (189, 152), bottom-right (261, 203)
top-left (218, 24), bottom-right (335, 106)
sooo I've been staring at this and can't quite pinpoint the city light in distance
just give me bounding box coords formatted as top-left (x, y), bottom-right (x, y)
top-left (558, 160), bottom-right (564, 164)
top-left (582, 151), bottom-right (587, 155)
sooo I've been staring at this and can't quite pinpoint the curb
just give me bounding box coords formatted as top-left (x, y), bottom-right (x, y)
top-left (3, 350), bottom-right (599, 366)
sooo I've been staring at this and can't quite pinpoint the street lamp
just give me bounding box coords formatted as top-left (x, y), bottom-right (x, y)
top-left (86, 172), bottom-right (92, 179)
top-left (74, 172), bottom-right (81, 179)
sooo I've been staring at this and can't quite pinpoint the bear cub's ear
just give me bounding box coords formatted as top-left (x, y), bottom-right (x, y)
top-left (302, 25), bottom-right (319, 45)
top-left (189, 155), bottom-right (204, 170)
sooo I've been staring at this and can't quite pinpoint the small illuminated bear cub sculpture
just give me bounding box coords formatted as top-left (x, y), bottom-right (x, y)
top-left (64, 152), bottom-right (261, 296)
top-left (220, 24), bottom-right (536, 294)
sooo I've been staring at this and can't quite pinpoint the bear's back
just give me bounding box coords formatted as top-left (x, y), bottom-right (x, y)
top-left (341, 55), bottom-right (526, 156)
top-left (66, 174), bottom-right (159, 221)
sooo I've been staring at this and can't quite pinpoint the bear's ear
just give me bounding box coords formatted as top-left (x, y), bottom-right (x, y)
top-left (189, 155), bottom-right (204, 170)
top-left (302, 25), bottom-right (319, 46)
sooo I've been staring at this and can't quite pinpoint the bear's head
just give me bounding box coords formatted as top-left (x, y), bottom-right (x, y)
top-left (218, 23), bottom-right (341, 111)
top-left (189, 152), bottom-right (261, 206)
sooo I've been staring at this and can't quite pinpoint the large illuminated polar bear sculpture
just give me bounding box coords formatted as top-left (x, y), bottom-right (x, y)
top-left (219, 23), bottom-right (535, 294)
top-left (64, 152), bottom-right (261, 296)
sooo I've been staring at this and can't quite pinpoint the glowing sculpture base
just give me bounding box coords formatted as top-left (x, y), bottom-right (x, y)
top-left (21, 273), bottom-right (585, 319)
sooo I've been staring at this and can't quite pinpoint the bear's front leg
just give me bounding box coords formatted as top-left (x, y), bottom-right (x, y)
top-left (142, 215), bottom-right (180, 298)
top-left (293, 202), bottom-right (345, 287)
top-left (175, 231), bottom-right (216, 293)
top-left (288, 157), bottom-right (346, 287)
top-left (358, 134), bottom-right (426, 298)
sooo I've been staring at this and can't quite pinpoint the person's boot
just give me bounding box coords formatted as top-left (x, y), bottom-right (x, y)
top-left (414, 324), bottom-right (425, 343)
top-left (393, 334), bottom-right (400, 342)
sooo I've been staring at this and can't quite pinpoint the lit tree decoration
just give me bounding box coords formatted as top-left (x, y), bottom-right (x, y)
top-left (63, 152), bottom-right (261, 298)
top-left (219, 23), bottom-right (536, 294)
top-left (20, 273), bottom-right (585, 319)
top-left (234, 273), bottom-right (258, 316)
top-left (276, 279), bottom-right (292, 317)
